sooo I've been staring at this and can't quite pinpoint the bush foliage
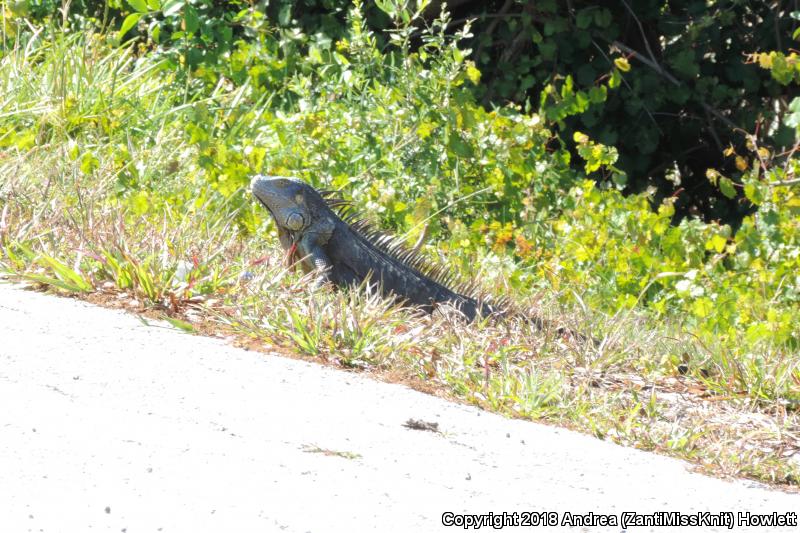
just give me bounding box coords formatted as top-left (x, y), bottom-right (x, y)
top-left (57, 0), bottom-right (797, 226)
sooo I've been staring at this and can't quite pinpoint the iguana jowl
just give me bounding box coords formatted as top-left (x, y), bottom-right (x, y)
top-left (250, 175), bottom-right (502, 321)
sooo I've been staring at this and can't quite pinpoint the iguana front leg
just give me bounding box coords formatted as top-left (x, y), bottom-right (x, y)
top-left (296, 233), bottom-right (334, 287)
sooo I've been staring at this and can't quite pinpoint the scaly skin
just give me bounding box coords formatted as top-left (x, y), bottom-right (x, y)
top-left (250, 175), bottom-right (493, 320)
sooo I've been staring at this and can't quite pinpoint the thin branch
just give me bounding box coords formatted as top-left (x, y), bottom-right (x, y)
top-left (424, 0), bottom-right (474, 19)
top-left (611, 40), bottom-right (742, 133)
top-left (475, 0), bottom-right (514, 59)
top-left (498, 2), bottom-right (537, 67)
top-left (591, 39), bottom-right (661, 133)
top-left (445, 12), bottom-right (525, 30)
top-left (620, 0), bottom-right (659, 68)
top-left (782, 140), bottom-right (799, 175)
top-left (767, 177), bottom-right (800, 186)
top-left (774, 0), bottom-right (783, 52)
top-left (611, 40), bottom-right (679, 85)
top-left (748, 128), bottom-right (770, 177)
top-left (704, 107), bottom-right (724, 152)
top-left (500, 29), bottom-right (531, 65)
top-left (643, 144), bottom-right (707, 180)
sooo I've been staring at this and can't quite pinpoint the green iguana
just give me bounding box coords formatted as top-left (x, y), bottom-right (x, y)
top-left (250, 175), bottom-right (572, 333)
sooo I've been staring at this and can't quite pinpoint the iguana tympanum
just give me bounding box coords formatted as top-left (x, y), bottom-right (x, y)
top-left (250, 175), bottom-right (533, 324)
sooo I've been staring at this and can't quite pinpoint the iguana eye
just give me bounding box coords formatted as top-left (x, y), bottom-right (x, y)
top-left (285, 212), bottom-right (305, 231)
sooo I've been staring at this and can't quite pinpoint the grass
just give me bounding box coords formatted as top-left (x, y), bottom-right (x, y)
top-left (1, 27), bottom-right (798, 488)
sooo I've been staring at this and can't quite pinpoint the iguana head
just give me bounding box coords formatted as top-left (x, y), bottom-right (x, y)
top-left (250, 175), bottom-right (317, 234)
top-left (250, 175), bottom-right (337, 265)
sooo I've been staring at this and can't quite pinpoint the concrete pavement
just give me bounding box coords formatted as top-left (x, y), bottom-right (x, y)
top-left (0, 283), bottom-right (797, 532)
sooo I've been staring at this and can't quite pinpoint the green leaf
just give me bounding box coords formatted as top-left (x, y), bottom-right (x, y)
top-left (308, 46), bottom-right (323, 64)
top-left (67, 140), bottom-right (80, 161)
top-left (745, 322), bottom-right (770, 344)
top-left (184, 5), bottom-right (199, 34)
top-left (576, 9), bottom-right (593, 29)
top-left (163, 315), bottom-right (196, 333)
top-left (466, 64), bottom-right (481, 85)
top-left (588, 85), bottom-right (607, 104)
top-left (127, 0), bottom-right (148, 13)
top-left (278, 3), bottom-right (292, 25)
top-left (705, 234), bottom-right (727, 253)
top-left (669, 49), bottom-right (699, 78)
top-left (692, 297), bottom-right (714, 318)
top-left (743, 180), bottom-right (767, 205)
top-left (162, 0), bottom-right (184, 17)
top-left (9, 0), bottom-right (30, 16)
top-left (37, 255), bottom-right (93, 292)
top-left (333, 52), bottom-right (350, 66)
top-left (784, 97), bottom-right (800, 129)
top-left (608, 68), bottom-right (621, 89)
top-left (538, 41), bottom-right (557, 60)
top-left (718, 176), bottom-right (736, 199)
top-left (593, 8), bottom-right (612, 27)
top-left (118, 13), bottom-right (142, 40)
top-left (21, 273), bottom-right (88, 293)
top-left (130, 191), bottom-right (150, 216)
top-left (149, 20), bottom-right (161, 43)
top-left (80, 152), bottom-right (100, 175)
top-left (611, 171), bottom-right (628, 187)
top-left (449, 134), bottom-right (473, 158)
top-left (374, 0), bottom-right (396, 18)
